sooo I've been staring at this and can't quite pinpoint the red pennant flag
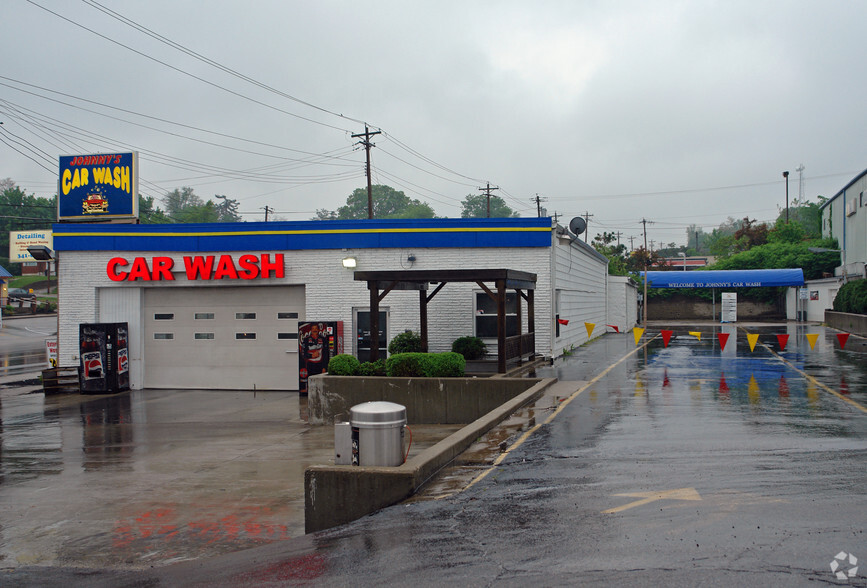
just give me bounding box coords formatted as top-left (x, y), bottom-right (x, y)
top-left (606, 324), bottom-right (620, 333)
top-left (717, 332), bottom-right (730, 351)
top-left (557, 318), bottom-right (569, 325)
top-left (661, 330), bottom-right (673, 347)
top-left (836, 333), bottom-right (849, 349)
top-left (776, 334), bottom-right (789, 351)
top-left (778, 375), bottom-right (789, 397)
top-left (719, 374), bottom-right (729, 393)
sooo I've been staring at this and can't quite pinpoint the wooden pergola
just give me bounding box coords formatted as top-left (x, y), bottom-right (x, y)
top-left (354, 269), bottom-right (537, 373)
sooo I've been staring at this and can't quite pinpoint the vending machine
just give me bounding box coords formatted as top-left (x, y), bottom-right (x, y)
top-left (79, 322), bottom-right (130, 394)
top-left (298, 321), bottom-right (343, 395)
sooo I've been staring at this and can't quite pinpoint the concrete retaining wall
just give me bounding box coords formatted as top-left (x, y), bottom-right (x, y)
top-left (305, 377), bottom-right (556, 533)
top-left (307, 374), bottom-right (543, 425)
top-left (825, 310), bottom-right (867, 337)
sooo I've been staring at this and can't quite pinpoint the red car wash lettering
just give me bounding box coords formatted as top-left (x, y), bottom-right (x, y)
top-left (107, 254), bottom-right (285, 281)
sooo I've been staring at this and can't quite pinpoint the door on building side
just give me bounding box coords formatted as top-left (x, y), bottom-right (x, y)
top-left (355, 309), bottom-right (387, 363)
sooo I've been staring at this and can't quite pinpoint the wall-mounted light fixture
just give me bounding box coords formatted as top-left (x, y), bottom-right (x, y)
top-left (407, 255), bottom-right (416, 263)
top-left (342, 257), bottom-right (357, 269)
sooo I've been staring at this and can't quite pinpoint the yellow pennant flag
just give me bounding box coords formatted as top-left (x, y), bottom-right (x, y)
top-left (688, 331), bottom-right (702, 341)
top-left (748, 375), bottom-right (760, 404)
top-left (805, 333), bottom-right (819, 350)
top-left (632, 327), bottom-right (645, 345)
top-left (747, 333), bottom-right (759, 352)
top-left (585, 322), bottom-right (595, 338)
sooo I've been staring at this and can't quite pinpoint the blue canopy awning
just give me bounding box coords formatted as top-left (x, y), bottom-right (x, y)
top-left (642, 268), bottom-right (804, 289)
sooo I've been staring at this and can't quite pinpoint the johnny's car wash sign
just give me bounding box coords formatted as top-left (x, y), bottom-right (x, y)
top-left (107, 254), bottom-right (285, 281)
top-left (58, 152), bottom-right (139, 221)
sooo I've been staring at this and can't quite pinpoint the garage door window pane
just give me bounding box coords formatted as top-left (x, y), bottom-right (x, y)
top-left (154, 333), bottom-right (174, 340)
top-left (154, 313), bottom-right (174, 320)
top-left (195, 313), bottom-right (215, 320)
top-left (235, 313), bottom-right (256, 320)
top-left (195, 333), bottom-right (215, 340)
top-left (277, 312), bottom-right (298, 319)
top-left (235, 333), bottom-right (256, 340)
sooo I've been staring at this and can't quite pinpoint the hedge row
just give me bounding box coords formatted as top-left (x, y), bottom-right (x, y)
top-left (327, 352), bottom-right (466, 377)
top-left (832, 279), bottom-right (867, 315)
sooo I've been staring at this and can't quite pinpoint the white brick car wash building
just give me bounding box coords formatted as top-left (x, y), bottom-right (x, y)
top-left (53, 217), bottom-right (637, 391)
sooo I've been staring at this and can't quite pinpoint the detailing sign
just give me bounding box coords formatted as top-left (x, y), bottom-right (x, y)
top-left (107, 254), bottom-right (285, 282)
top-left (9, 230), bottom-right (52, 262)
top-left (58, 152), bottom-right (138, 221)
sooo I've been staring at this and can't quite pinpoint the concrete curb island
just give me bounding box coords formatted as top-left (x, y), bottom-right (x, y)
top-left (304, 377), bottom-right (556, 533)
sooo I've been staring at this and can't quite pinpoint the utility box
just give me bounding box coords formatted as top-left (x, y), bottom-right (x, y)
top-left (349, 401), bottom-right (406, 467)
top-left (721, 292), bottom-right (737, 323)
top-left (334, 422), bottom-right (352, 465)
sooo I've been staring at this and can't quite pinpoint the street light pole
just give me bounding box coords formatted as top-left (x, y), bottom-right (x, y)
top-left (678, 251), bottom-right (686, 271)
top-left (783, 171), bottom-right (790, 223)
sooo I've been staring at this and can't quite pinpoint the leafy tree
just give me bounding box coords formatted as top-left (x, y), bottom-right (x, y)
top-left (767, 217), bottom-right (808, 244)
top-left (775, 197), bottom-right (822, 238)
top-left (460, 194), bottom-right (519, 218)
top-left (592, 231), bottom-right (629, 275)
top-left (626, 246), bottom-right (669, 273)
top-left (315, 185), bottom-right (435, 220)
top-left (0, 179), bottom-right (56, 274)
top-left (139, 195), bottom-right (172, 223)
top-left (161, 187), bottom-right (242, 223)
top-left (163, 186), bottom-right (203, 219)
top-left (214, 195), bottom-right (242, 222)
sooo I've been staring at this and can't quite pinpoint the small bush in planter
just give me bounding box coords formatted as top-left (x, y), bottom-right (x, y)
top-left (357, 359), bottom-right (387, 376)
top-left (431, 352), bottom-right (466, 377)
top-left (327, 354), bottom-right (360, 376)
top-left (451, 336), bottom-right (487, 360)
top-left (386, 352), bottom-right (465, 377)
top-left (386, 353), bottom-right (428, 377)
top-left (388, 331), bottom-right (423, 354)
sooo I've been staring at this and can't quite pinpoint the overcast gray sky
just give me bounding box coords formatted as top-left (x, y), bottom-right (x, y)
top-left (2, 0), bottom-right (865, 247)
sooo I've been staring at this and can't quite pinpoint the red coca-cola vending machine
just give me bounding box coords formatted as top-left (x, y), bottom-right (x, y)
top-left (298, 321), bottom-right (343, 395)
top-left (79, 322), bottom-right (130, 394)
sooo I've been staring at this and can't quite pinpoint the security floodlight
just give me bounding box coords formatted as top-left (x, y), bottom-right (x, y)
top-left (27, 245), bottom-right (53, 261)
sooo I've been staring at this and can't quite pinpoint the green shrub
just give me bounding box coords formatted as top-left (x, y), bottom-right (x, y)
top-left (430, 352), bottom-right (466, 377)
top-left (833, 279), bottom-right (867, 314)
top-left (386, 353), bottom-right (429, 377)
top-left (388, 331), bottom-right (423, 354)
top-left (451, 336), bottom-right (487, 360)
top-left (327, 354), bottom-right (360, 376)
top-left (386, 352), bottom-right (465, 377)
top-left (357, 359), bottom-right (387, 376)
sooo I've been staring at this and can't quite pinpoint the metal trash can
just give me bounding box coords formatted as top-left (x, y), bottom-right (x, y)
top-left (350, 401), bottom-right (406, 467)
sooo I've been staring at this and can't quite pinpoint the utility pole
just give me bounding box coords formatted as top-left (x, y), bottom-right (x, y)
top-left (262, 206), bottom-right (273, 222)
top-left (352, 125), bottom-right (381, 219)
top-left (649, 239), bottom-right (656, 251)
top-left (478, 182), bottom-right (499, 217)
top-left (552, 211), bottom-right (561, 224)
top-left (582, 211), bottom-right (594, 243)
top-left (641, 218), bottom-right (653, 327)
top-left (531, 193), bottom-right (548, 217)
top-left (615, 231), bottom-right (623, 248)
top-left (628, 235), bottom-right (636, 251)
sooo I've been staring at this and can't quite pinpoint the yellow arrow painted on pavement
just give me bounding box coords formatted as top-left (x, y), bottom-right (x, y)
top-left (602, 487), bottom-right (702, 514)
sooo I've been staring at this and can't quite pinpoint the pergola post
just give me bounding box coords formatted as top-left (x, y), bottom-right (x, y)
top-left (419, 288), bottom-right (429, 352)
top-left (370, 280), bottom-right (380, 362)
top-left (497, 279), bottom-right (506, 374)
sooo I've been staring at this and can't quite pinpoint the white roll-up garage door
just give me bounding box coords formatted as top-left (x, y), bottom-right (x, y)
top-left (143, 286), bottom-right (304, 390)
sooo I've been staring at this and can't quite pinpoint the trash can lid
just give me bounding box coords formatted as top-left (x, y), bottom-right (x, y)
top-left (350, 401), bottom-right (407, 426)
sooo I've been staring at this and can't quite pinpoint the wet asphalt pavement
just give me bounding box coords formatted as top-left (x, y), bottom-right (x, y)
top-left (3, 322), bottom-right (866, 586)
